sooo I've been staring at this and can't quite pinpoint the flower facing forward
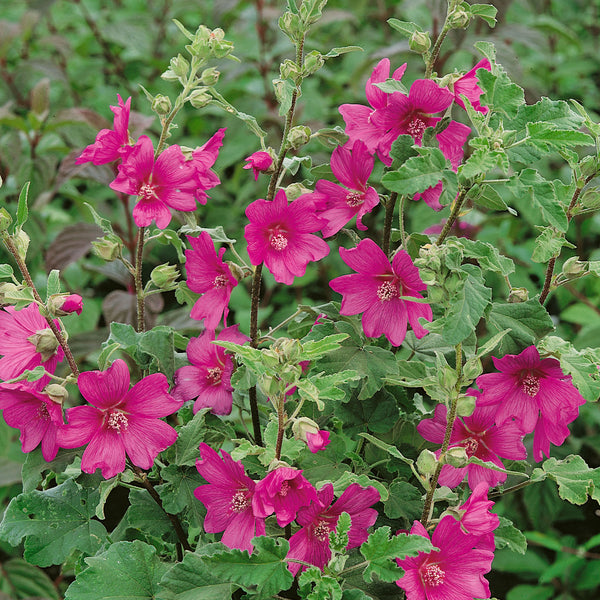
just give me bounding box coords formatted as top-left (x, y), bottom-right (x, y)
top-left (0, 304), bottom-right (64, 381)
top-left (76, 94), bottom-right (132, 165)
top-left (172, 325), bottom-right (249, 415)
top-left (396, 516), bottom-right (494, 600)
top-left (416, 393), bottom-right (527, 490)
top-left (329, 238), bottom-right (432, 346)
top-left (310, 140), bottom-right (380, 237)
top-left (109, 135), bottom-right (198, 229)
top-left (185, 232), bottom-right (238, 329)
top-left (476, 345), bottom-right (586, 461)
top-left (195, 442), bottom-right (265, 553)
top-left (60, 359), bottom-right (182, 478)
top-left (244, 189), bottom-right (330, 285)
top-left (286, 483), bottom-right (379, 575)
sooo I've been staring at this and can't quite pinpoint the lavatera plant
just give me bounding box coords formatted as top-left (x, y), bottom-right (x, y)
top-left (0, 1), bottom-right (600, 599)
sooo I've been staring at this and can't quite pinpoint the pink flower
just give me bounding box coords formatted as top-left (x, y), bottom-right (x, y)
top-left (309, 141), bottom-right (380, 237)
top-left (184, 232), bottom-right (238, 328)
top-left (195, 442), bottom-right (265, 553)
top-left (189, 128), bottom-right (226, 204)
top-left (456, 482), bottom-right (499, 553)
top-left (306, 430), bottom-right (331, 453)
top-left (453, 59), bottom-right (491, 113)
top-left (0, 381), bottom-right (64, 461)
top-left (287, 483), bottom-right (379, 575)
top-left (329, 238), bottom-right (432, 346)
top-left (109, 135), bottom-right (198, 229)
top-left (172, 325), bottom-right (249, 415)
top-left (0, 304), bottom-right (64, 381)
top-left (76, 94), bottom-right (132, 165)
top-left (339, 58), bottom-right (407, 155)
top-left (396, 516), bottom-right (494, 600)
top-left (60, 359), bottom-right (182, 479)
top-left (244, 190), bottom-right (330, 285)
top-left (252, 467), bottom-right (318, 527)
top-left (476, 345), bottom-right (586, 461)
top-left (292, 417), bottom-right (331, 453)
top-left (416, 393), bottom-right (527, 490)
top-left (55, 294), bottom-right (83, 316)
top-left (243, 151), bottom-right (273, 181)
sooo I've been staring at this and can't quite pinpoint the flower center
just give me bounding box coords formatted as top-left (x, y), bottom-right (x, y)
top-left (106, 410), bottom-right (129, 433)
top-left (230, 490), bottom-right (250, 513)
top-left (376, 280), bottom-right (399, 302)
top-left (313, 519), bottom-right (331, 542)
top-left (521, 373), bottom-right (540, 397)
top-left (422, 563), bottom-right (445, 587)
top-left (407, 117), bottom-right (427, 140)
top-left (270, 232), bottom-right (288, 251)
top-left (138, 183), bottom-right (157, 202)
top-left (279, 481), bottom-right (290, 497)
top-left (206, 367), bottom-right (223, 385)
top-left (37, 402), bottom-right (50, 421)
top-left (213, 274), bottom-right (229, 288)
top-left (346, 191), bottom-right (364, 208)
top-left (462, 437), bottom-right (479, 457)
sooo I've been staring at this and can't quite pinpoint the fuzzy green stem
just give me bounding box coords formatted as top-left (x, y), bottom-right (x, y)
top-left (274, 395), bottom-right (286, 461)
top-left (382, 192), bottom-right (397, 257)
top-left (420, 343), bottom-right (462, 526)
top-left (135, 227), bottom-right (146, 333)
top-left (435, 187), bottom-right (468, 246)
top-left (2, 233), bottom-right (80, 377)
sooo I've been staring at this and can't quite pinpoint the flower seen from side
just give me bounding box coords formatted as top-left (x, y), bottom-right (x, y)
top-left (60, 359), bottom-right (182, 479)
top-left (292, 417), bottom-right (331, 453)
top-left (194, 442), bottom-right (265, 553)
top-left (243, 151), bottom-right (274, 181)
top-left (189, 128), bottom-right (226, 204)
top-left (329, 238), bottom-right (432, 346)
top-left (452, 59), bottom-right (491, 113)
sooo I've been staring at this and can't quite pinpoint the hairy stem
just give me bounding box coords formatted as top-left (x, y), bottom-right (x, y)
top-left (420, 343), bottom-right (462, 526)
top-left (134, 227), bottom-right (146, 333)
top-left (2, 233), bottom-right (80, 377)
top-left (435, 187), bottom-right (468, 246)
top-left (382, 192), bottom-right (398, 257)
top-left (274, 395), bottom-right (285, 461)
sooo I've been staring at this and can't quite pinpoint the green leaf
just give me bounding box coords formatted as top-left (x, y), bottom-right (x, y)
top-left (308, 370), bottom-right (361, 402)
top-left (85, 202), bottom-right (115, 236)
top-left (386, 19), bottom-right (422, 36)
top-left (459, 148), bottom-right (508, 182)
top-left (46, 269), bottom-right (61, 298)
top-left (455, 238), bottom-right (515, 275)
top-left (16, 182), bottom-right (30, 230)
top-left (273, 77), bottom-right (296, 116)
top-left (329, 511), bottom-right (351, 553)
top-left (373, 79), bottom-right (408, 95)
top-left (202, 536), bottom-right (294, 599)
top-left (298, 567), bottom-right (343, 600)
top-left (156, 545), bottom-right (233, 600)
top-left (531, 227), bottom-right (574, 263)
top-left (526, 122), bottom-right (594, 149)
top-left (324, 46), bottom-right (363, 58)
top-left (382, 147), bottom-right (449, 196)
top-left (0, 558), bottom-right (59, 600)
top-left (331, 471), bottom-right (389, 502)
top-left (383, 481), bottom-right (423, 524)
top-left (469, 3), bottom-right (498, 26)
top-left (389, 134), bottom-right (419, 167)
top-left (478, 68), bottom-right (525, 118)
top-left (0, 478), bottom-right (107, 567)
top-left (358, 433), bottom-right (414, 469)
top-left (21, 447), bottom-right (80, 493)
top-left (166, 409), bottom-right (207, 466)
top-left (442, 268), bottom-right (492, 345)
top-left (65, 540), bottom-right (169, 600)
top-left (472, 184), bottom-right (511, 212)
top-left (532, 455), bottom-right (600, 505)
top-left (157, 464), bottom-right (205, 530)
top-left (509, 97), bottom-right (585, 133)
top-left (301, 333), bottom-right (350, 359)
top-left (360, 527), bottom-right (433, 583)
top-left (474, 40), bottom-right (497, 62)
top-left (486, 300), bottom-right (555, 354)
top-left (0, 263), bottom-right (14, 279)
top-left (495, 516), bottom-right (527, 554)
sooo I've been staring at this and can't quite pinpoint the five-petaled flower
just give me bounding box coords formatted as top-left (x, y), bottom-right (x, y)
top-left (60, 359), bottom-right (182, 479)
top-left (329, 238), bottom-right (432, 346)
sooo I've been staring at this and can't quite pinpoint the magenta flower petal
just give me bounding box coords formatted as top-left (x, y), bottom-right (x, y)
top-left (453, 59), bottom-right (491, 113)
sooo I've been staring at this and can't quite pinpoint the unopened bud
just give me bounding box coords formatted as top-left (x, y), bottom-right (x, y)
top-left (287, 125), bottom-right (311, 150)
top-left (150, 263), bottom-right (179, 289)
top-left (257, 373), bottom-right (281, 398)
top-left (409, 30), bottom-right (431, 54)
top-left (507, 287), bottom-right (529, 303)
top-left (462, 358), bottom-right (482, 383)
top-left (272, 337), bottom-right (302, 363)
top-left (292, 417), bottom-right (330, 453)
top-left (200, 67), bottom-right (220, 86)
top-left (456, 393), bottom-right (477, 417)
top-left (152, 94), bottom-right (172, 115)
top-left (561, 256), bottom-right (587, 279)
top-left (92, 236), bottom-right (121, 261)
top-left (48, 293), bottom-right (83, 317)
top-left (0, 282), bottom-right (20, 303)
top-left (13, 229), bottom-right (30, 261)
top-left (170, 54), bottom-right (189, 79)
top-left (444, 446), bottom-right (469, 468)
top-left (303, 51), bottom-right (324, 75)
top-left (188, 88), bottom-right (212, 109)
top-left (449, 9), bottom-right (470, 29)
top-left (27, 328), bottom-right (60, 362)
top-left (280, 59), bottom-right (301, 81)
top-left (44, 383), bottom-right (68, 405)
top-left (417, 448), bottom-right (438, 476)
top-left (285, 182), bottom-right (310, 200)
top-left (226, 261), bottom-right (245, 281)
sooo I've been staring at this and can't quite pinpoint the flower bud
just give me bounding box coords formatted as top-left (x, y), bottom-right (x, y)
top-left (44, 383), bottom-right (68, 405)
top-left (287, 125), bottom-right (311, 150)
top-left (272, 337), bottom-right (302, 363)
top-left (0, 207), bottom-right (12, 231)
top-left (150, 263), bottom-right (179, 290)
top-left (285, 182), bottom-right (311, 200)
top-left (200, 67), bottom-right (220, 86)
top-left (417, 448), bottom-right (438, 476)
top-left (303, 51), bottom-right (324, 75)
top-left (507, 287), bottom-right (529, 303)
top-left (151, 94), bottom-right (172, 115)
top-left (0, 282), bottom-right (20, 303)
top-left (443, 446), bottom-right (469, 468)
top-left (48, 293), bottom-right (83, 317)
top-left (280, 59), bottom-right (301, 81)
top-left (462, 357), bottom-right (482, 383)
top-left (409, 30), bottom-right (431, 54)
top-left (257, 373), bottom-right (282, 398)
top-left (456, 393), bottom-right (477, 417)
top-left (292, 417), bottom-right (331, 453)
top-left (226, 261), bottom-right (246, 282)
top-left (561, 256), bottom-right (588, 279)
top-left (13, 229), bottom-right (30, 261)
top-left (188, 88), bottom-right (212, 109)
top-left (27, 328), bottom-right (60, 362)
top-left (170, 54), bottom-right (189, 79)
top-left (92, 236), bottom-right (121, 261)
top-left (449, 9), bottom-right (470, 29)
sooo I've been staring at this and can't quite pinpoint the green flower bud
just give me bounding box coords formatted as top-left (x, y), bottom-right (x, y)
top-left (507, 287), bottom-right (529, 303)
top-left (448, 9), bottom-right (470, 29)
top-left (462, 358), bottom-right (482, 383)
top-left (409, 30), bottom-right (431, 54)
top-left (27, 327), bottom-right (60, 362)
top-left (13, 229), bottom-right (30, 261)
top-left (226, 261), bottom-right (246, 282)
top-left (0, 207), bottom-right (11, 231)
top-left (151, 94), bottom-right (172, 115)
top-left (456, 393), bottom-right (477, 417)
top-left (287, 125), bottom-right (311, 150)
top-left (438, 365), bottom-right (458, 391)
top-left (160, 68), bottom-right (179, 82)
top-left (291, 416), bottom-right (319, 441)
top-left (201, 67), bottom-right (220, 86)
top-left (280, 59), bottom-right (301, 81)
top-left (417, 448), bottom-right (438, 476)
top-left (170, 54), bottom-right (190, 79)
top-left (444, 446), bottom-right (469, 468)
top-left (272, 337), bottom-right (302, 363)
top-left (561, 256), bottom-right (588, 279)
top-left (150, 263), bottom-right (179, 290)
top-left (209, 30), bottom-right (234, 59)
top-left (303, 51), bottom-right (324, 76)
top-left (44, 383), bottom-right (68, 405)
top-left (188, 88), bottom-right (212, 109)
top-left (92, 236), bottom-right (121, 262)
top-left (285, 182), bottom-right (310, 201)
top-left (257, 373), bottom-right (282, 398)
top-left (0, 282), bottom-right (20, 303)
